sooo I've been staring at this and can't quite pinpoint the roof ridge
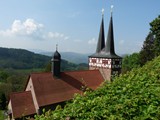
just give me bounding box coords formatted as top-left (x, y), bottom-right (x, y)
top-left (30, 70), bottom-right (100, 75)
top-left (31, 72), bottom-right (51, 75)
top-left (62, 69), bottom-right (99, 73)
top-left (10, 90), bottom-right (31, 95)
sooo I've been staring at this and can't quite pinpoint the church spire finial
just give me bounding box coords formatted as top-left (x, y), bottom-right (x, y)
top-left (96, 8), bottom-right (105, 53)
top-left (56, 44), bottom-right (58, 51)
top-left (111, 5), bottom-right (114, 16)
top-left (105, 5), bottom-right (115, 55)
top-left (101, 8), bottom-right (104, 17)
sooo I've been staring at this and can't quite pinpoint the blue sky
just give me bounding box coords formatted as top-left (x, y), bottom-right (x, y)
top-left (0, 0), bottom-right (159, 54)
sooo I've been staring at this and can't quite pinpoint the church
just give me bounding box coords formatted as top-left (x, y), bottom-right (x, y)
top-left (7, 9), bottom-right (122, 120)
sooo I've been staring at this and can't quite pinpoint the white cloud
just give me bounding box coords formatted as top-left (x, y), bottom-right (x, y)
top-left (47, 32), bottom-right (69, 40)
top-left (0, 19), bottom-right (44, 38)
top-left (88, 38), bottom-right (96, 45)
top-left (0, 18), bottom-right (69, 41)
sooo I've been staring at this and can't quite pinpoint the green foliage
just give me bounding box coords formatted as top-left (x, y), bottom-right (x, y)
top-left (150, 15), bottom-right (160, 56)
top-left (139, 15), bottom-right (160, 65)
top-left (77, 63), bottom-right (88, 70)
top-left (122, 53), bottom-right (140, 73)
top-left (61, 60), bottom-right (77, 71)
top-left (45, 60), bottom-right (88, 72)
top-left (0, 47), bottom-right (50, 69)
top-left (35, 56), bottom-right (160, 120)
top-left (0, 110), bottom-right (7, 120)
top-left (0, 69), bottom-right (29, 110)
top-left (139, 32), bottom-right (155, 66)
top-left (0, 94), bottom-right (6, 110)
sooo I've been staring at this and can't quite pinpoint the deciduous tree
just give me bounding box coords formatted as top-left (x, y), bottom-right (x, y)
top-left (150, 15), bottom-right (160, 56)
top-left (139, 32), bottom-right (155, 65)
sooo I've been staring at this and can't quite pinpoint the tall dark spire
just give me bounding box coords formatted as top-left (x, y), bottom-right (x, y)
top-left (105, 10), bottom-right (115, 55)
top-left (96, 9), bottom-right (105, 53)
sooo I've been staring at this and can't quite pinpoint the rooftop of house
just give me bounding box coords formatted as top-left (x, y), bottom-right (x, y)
top-left (9, 69), bottom-right (104, 119)
top-left (29, 69), bottom-right (104, 107)
top-left (10, 91), bottom-right (36, 119)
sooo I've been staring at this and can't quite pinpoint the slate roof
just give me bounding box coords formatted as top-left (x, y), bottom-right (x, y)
top-left (96, 15), bottom-right (105, 53)
top-left (89, 15), bottom-right (121, 59)
top-left (10, 91), bottom-right (36, 119)
top-left (53, 50), bottom-right (61, 59)
top-left (105, 15), bottom-right (115, 56)
top-left (89, 50), bottom-right (122, 58)
top-left (30, 70), bottom-right (104, 107)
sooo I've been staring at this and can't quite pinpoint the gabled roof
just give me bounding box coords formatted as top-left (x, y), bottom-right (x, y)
top-left (30, 70), bottom-right (104, 107)
top-left (10, 91), bottom-right (36, 119)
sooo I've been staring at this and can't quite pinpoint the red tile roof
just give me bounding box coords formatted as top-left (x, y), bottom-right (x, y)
top-left (10, 91), bottom-right (36, 119)
top-left (31, 70), bottom-right (104, 107)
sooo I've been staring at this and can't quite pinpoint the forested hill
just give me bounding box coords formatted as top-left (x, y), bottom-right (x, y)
top-left (0, 47), bottom-right (51, 69)
top-left (0, 47), bottom-right (88, 70)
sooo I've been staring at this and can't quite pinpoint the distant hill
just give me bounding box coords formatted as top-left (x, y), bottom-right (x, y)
top-left (40, 51), bottom-right (89, 64)
top-left (0, 47), bottom-right (51, 69)
top-left (0, 47), bottom-right (88, 71)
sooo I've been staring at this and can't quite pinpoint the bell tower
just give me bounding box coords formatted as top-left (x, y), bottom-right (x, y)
top-left (89, 7), bottom-right (122, 81)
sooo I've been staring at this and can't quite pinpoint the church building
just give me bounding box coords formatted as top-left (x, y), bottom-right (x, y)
top-left (7, 9), bottom-right (122, 120)
top-left (89, 10), bottom-right (122, 80)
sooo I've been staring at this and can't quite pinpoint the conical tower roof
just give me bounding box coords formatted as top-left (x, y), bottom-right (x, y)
top-left (105, 15), bottom-right (115, 55)
top-left (96, 15), bottom-right (105, 53)
top-left (89, 10), bottom-right (121, 59)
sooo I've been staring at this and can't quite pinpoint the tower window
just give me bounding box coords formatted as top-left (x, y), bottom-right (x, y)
top-left (102, 60), bottom-right (108, 64)
top-left (92, 59), bottom-right (97, 63)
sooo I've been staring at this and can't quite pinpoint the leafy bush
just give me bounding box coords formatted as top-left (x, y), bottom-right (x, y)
top-left (35, 56), bottom-right (160, 120)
